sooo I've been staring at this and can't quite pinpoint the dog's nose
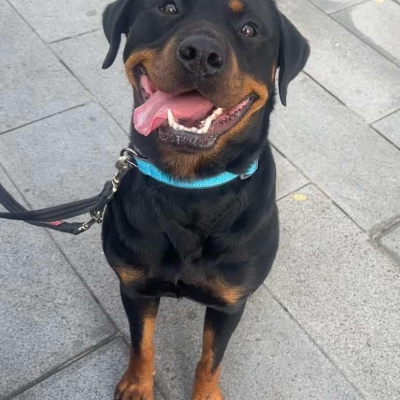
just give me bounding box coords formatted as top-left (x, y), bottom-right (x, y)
top-left (177, 35), bottom-right (226, 77)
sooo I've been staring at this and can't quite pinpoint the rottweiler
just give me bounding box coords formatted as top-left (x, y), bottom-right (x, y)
top-left (101, 0), bottom-right (309, 398)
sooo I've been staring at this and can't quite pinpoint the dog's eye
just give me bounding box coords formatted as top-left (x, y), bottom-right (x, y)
top-left (160, 3), bottom-right (178, 15)
top-left (241, 22), bottom-right (258, 37)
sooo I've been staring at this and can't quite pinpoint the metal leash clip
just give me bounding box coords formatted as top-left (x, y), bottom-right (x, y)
top-left (79, 210), bottom-right (104, 232)
top-left (79, 148), bottom-right (139, 233)
top-left (109, 148), bottom-right (139, 198)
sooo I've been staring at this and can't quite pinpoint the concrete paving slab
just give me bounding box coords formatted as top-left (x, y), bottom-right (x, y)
top-left (267, 185), bottom-right (400, 400)
top-left (0, 171), bottom-right (115, 399)
top-left (0, 102), bottom-right (128, 207)
top-left (51, 30), bottom-right (132, 130)
top-left (49, 226), bottom-right (130, 337)
top-left (154, 294), bottom-right (362, 400)
top-left (372, 110), bottom-right (400, 149)
top-left (14, 338), bottom-right (164, 400)
top-left (0, 164), bottom-right (25, 210)
top-left (333, 0), bottom-right (400, 67)
top-left (306, 0), bottom-right (366, 14)
top-left (273, 148), bottom-right (309, 200)
top-left (277, 0), bottom-right (400, 123)
top-left (9, 0), bottom-right (110, 43)
top-left (270, 73), bottom-right (400, 231)
top-left (153, 299), bottom-right (204, 399)
top-left (381, 224), bottom-right (400, 260)
top-left (0, 0), bottom-right (90, 133)
top-left (0, 103), bottom-right (130, 335)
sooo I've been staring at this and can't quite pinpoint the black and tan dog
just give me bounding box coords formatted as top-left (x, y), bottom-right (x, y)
top-left (101, 0), bottom-right (309, 398)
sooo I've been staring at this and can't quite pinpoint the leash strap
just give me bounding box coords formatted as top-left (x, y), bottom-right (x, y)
top-left (0, 149), bottom-right (137, 235)
top-left (0, 181), bottom-right (111, 234)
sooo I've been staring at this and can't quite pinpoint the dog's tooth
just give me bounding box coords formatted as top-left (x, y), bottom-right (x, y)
top-left (178, 124), bottom-right (186, 131)
top-left (167, 109), bottom-right (174, 128)
top-left (168, 109), bottom-right (180, 129)
top-left (190, 127), bottom-right (198, 133)
top-left (214, 108), bottom-right (224, 116)
top-left (172, 121), bottom-right (180, 130)
top-left (202, 116), bottom-right (213, 133)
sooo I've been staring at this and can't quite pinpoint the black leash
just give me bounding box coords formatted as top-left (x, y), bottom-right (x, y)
top-left (0, 148), bottom-right (137, 235)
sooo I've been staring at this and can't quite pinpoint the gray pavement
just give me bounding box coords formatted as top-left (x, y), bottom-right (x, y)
top-left (0, 0), bottom-right (399, 399)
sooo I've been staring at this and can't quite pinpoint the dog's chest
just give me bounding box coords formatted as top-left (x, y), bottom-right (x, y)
top-left (133, 231), bottom-right (248, 307)
top-left (135, 270), bottom-right (242, 308)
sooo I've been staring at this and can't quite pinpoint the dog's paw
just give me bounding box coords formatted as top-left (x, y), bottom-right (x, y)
top-left (114, 377), bottom-right (154, 400)
top-left (192, 387), bottom-right (224, 400)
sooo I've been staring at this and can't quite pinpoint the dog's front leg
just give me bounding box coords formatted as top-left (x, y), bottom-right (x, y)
top-left (115, 290), bottom-right (160, 400)
top-left (192, 303), bottom-right (246, 400)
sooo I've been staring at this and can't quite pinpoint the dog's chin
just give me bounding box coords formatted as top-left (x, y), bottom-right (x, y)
top-left (132, 66), bottom-right (257, 152)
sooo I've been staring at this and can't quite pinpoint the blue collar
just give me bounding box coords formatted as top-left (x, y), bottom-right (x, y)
top-left (133, 156), bottom-right (259, 189)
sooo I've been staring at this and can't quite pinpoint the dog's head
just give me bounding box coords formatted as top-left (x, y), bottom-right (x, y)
top-left (102, 0), bottom-right (309, 178)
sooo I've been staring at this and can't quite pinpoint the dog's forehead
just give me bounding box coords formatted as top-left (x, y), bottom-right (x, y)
top-left (202, 0), bottom-right (269, 12)
top-left (140, 0), bottom-right (274, 14)
top-left (225, 0), bottom-right (271, 13)
top-left (139, 0), bottom-right (278, 29)
top-left (188, 0), bottom-right (277, 28)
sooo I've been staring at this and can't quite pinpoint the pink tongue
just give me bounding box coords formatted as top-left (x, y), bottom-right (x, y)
top-left (133, 90), bottom-right (214, 136)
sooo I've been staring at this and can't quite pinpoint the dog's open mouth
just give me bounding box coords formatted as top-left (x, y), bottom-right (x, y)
top-left (133, 67), bottom-right (257, 147)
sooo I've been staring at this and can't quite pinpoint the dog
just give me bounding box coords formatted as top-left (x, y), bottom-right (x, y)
top-left (101, 0), bottom-right (309, 399)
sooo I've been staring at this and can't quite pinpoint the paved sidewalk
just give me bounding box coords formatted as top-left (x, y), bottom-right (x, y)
top-left (1, 0), bottom-right (399, 399)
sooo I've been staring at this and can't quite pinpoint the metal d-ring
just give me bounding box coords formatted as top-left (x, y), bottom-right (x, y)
top-left (120, 147), bottom-right (139, 157)
top-left (120, 148), bottom-right (139, 168)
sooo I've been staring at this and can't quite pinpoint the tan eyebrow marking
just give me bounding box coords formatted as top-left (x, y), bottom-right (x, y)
top-left (229, 0), bottom-right (244, 13)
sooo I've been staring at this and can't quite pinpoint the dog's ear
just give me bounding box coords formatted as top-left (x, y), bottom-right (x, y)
top-left (102, 0), bottom-right (133, 69)
top-left (277, 13), bottom-right (310, 106)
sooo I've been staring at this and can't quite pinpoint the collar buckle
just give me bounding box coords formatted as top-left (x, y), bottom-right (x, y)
top-left (239, 172), bottom-right (253, 180)
top-left (239, 159), bottom-right (259, 180)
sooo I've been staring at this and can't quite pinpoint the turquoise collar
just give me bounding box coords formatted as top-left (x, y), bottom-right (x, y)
top-left (133, 156), bottom-right (258, 189)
